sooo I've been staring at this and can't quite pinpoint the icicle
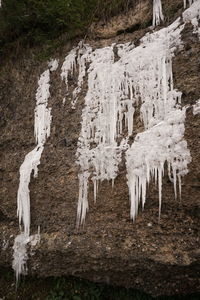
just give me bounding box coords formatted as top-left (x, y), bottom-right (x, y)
top-left (184, 0), bottom-right (197, 8)
top-left (17, 69), bottom-right (52, 237)
top-left (61, 47), bottom-right (77, 89)
top-left (61, 43), bottom-right (92, 108)
top-left (77, 172), bottom-right (90, 226)
top-left (17, 146), bottom-right (44, 236)
top-left (126, 110), bottom-right (191, 221)
top-left (152, 0), bottom-right (164, 27)
top-left (13, 61), bottom-right (56, 281)
top-left (61, 2), bottom-right (199, 225)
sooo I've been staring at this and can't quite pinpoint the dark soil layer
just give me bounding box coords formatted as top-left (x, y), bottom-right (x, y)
top-left (0, 268), bottom-right (199, 300)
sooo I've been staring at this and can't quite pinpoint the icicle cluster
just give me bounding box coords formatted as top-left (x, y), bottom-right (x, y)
top-left (126, 109), bottom-right (191, 220)
top-left (9, 0), bottom-right (200, 283)
top-left (152, 0), bottom-right (164, 26)
top-left (61, 43), bottom-right (93, 108)
top-left (13, 60), bottom-right (58, 281)
top-left (60, 2), bottom-right (200, 225)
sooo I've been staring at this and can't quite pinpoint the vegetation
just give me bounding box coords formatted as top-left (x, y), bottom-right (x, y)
top-left (0, 269), bottom-right (200, 300)
top-left (0, 0), bottom-right (133, 57)
top-left (44, 277), bottom-right (200, 300)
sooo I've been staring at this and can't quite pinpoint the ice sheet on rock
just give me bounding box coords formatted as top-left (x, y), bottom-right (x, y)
top-left (48, 59), bottom-right (59, 72)
top-left (126, 109), bottom-right (191, 221)
top-left (34, 70), bottom-right (52, 145)
top-left (193, 99), bottom-right (200, 114)
top-left (62, 97), bottom-right (66, 106)
top-left (12, 233), bottom-right (29, 284)
top-left (12, 231), bottom-right (40, 284)
top-left (183, 1), bottom-right (200, 38)
top-left (153, 0), bottom-right (164, 27)
top-left (191, 17), bottom-right (200, 38)
top-left (183, 0), bottom-right (200, 21)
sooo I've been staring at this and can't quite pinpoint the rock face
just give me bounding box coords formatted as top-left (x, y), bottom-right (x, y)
top-left (0, 0), bottom-right (200, 297)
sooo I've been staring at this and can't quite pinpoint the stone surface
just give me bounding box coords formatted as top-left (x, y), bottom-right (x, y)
top-left (0, 1), bottom-right (200, 297)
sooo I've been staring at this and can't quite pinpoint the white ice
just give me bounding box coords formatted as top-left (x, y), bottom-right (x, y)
top-left (12, 230), bottom-right (40, 284)
top-left (48, 59), bottom-right (59, 72)
top-left (126, 109), bottom-right (191, 220)
top-left (61, 43), bottom-right (92, 108)
top-left (60, 2), bottom-right (200, 225)
top-left (183, 0), bottom-right (197, 9)
top-left (17, 69), bottom-right (52, 236)
top-left (13, 66), bottom-right (54, 280)
top-left (153, 0), bottom-right (164, 27)
top-left (183, 0), bottom-right (200, 21)
top-left (193, 99), bottom-right (200, 114)
top-left (183, 1), bottom-right (200, 38)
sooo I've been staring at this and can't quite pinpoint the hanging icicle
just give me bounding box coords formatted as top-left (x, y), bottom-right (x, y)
top-left (152, 0), bottom-right (164, 26)
top-left (184, 0), bottom-right (196, 9)
top-left (60, 2), bottom-right (200, 226)
top-left (13, 60), bottom-right (58, 282)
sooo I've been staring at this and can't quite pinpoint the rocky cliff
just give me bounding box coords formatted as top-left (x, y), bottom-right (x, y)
top-left (0, 0), bottom-right (200, 297)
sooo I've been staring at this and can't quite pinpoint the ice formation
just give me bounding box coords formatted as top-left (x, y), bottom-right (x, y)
top-left (17, 69), bottom-right (52, 236)
top-left (60, 2), bottom-right (200, 225)
top-left (183, 0), bottom-right (200, 21)
top-left (193, 99), bottom-right (200, 114)
top-left (183, 0), bottom-right (200, 38)
top-left (13, 60), bottom-right (58, 280)
top-left (48, 59), bottom-right (59, 72)
top-left (153, 0), bottom-right (164, 26)
top-left (61, 43), bottom-right (92, 108)
top-left (126, 109), bottom-right (191, 220)
top-left (184, 0), bottom-right (196, 8)
top-left (191, 17), bottom-right (200, 37)
top-left (12, 231), bottom-right (40, 284)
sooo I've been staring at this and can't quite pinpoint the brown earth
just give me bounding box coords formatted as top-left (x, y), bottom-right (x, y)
top-left (0, 0), bottom-right (200, 298)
